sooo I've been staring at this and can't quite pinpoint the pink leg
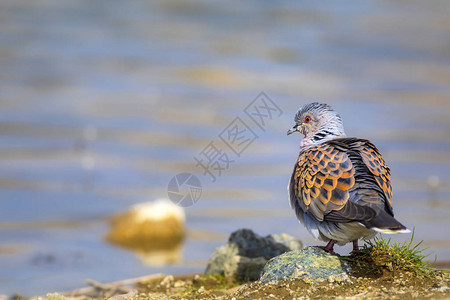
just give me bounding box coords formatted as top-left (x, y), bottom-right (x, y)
top-left (352, 239), bottom-right (359, 252)
top-left (350, 239), bottom-right (359, 256)
top-left (315, 240), bottom-right (336, 254)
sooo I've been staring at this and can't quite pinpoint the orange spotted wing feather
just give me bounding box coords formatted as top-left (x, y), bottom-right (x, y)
top-left (292, 143), bottom-right (355, 221)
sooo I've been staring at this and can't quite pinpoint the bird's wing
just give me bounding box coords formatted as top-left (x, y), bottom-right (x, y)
top-left (289, 141), bottom-right (378, 223)
top-left (290, 142), bottom-right (355, 222)
top-left (358, 140), bottom-right (393, 212)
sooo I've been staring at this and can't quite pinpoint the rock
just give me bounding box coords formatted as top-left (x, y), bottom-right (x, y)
top-left (160, 275), bottom-right (175, 288)
top-left (205, 242), bottom-right (268, 281)
top-left (259, 247), bottom-right (350, 284)
top-left (105, 199), bottom-right (185, 265)
top-left (42, 293), bottom-right (66, 300)
top-left (107, 289), bottom-right (138, 300)
top-left (205, 229), bottom-right (303, 281)
top-left (229, 229), bottom-right (302, 259)
top-left (269, 233), bottom-right (304, 252)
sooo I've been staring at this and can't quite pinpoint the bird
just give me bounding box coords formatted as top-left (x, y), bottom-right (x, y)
top-left (287, 102), bottom-right (409, 254)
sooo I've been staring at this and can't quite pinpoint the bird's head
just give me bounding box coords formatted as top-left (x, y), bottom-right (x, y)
top-left (287, 102), bottom-right (346, 150)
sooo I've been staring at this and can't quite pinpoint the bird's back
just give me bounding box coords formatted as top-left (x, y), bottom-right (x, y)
top-left (324, 138), bottom-right (393, 215)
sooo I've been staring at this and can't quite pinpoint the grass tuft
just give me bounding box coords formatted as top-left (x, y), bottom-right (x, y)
top-left (353, 227), bottom-right (438, 277)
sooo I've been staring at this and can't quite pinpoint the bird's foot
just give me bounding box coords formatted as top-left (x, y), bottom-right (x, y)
top-left (314, 246), bottom-right (338, 255)
top-left (313, 240), bottom-right (338, 255)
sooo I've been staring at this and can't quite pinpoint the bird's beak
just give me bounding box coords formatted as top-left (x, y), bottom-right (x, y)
top-left (287, 125), bottom-right (298, 135)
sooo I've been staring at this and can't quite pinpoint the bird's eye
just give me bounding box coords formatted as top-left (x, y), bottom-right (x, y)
top-left (304, 116), bottom-right (311, 123)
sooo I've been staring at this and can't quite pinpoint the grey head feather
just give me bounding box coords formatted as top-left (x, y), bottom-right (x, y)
top-left (292, 102), bottom-right (346, 151)
top-left (294, 102), bottom-right (334, 123)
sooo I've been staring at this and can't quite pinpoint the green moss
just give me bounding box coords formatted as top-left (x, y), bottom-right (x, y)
top-left (312, 254), bottom-right (341, 269)
top-left (203, 273), bottom-right (240, 289)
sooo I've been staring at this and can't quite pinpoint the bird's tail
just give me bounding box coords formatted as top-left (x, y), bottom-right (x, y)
top-left (360, 210), bottom-right (410, 234)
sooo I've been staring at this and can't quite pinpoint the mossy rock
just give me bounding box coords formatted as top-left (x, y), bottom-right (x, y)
top-left (259, 247), bottom-right (350, 284)
top-left (205, 229), bottom-right (303, 281)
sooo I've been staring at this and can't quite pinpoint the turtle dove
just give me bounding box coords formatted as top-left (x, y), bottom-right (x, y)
top-left (287, 102), bottom-right (409, 253)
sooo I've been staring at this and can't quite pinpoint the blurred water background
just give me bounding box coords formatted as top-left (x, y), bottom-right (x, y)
top-left (1, 0), bottom-right (450, 296)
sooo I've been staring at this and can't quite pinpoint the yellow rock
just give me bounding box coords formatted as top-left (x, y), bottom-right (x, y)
top-left (106, 199), bottom-right (185, 264)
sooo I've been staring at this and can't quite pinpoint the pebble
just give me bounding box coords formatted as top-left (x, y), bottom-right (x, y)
top-left (174, 280), bottom-right (185, 288)
top-left (160, 275), bottom-right (174, 287)
top-left (433, 286), bottom-right (450, 293)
